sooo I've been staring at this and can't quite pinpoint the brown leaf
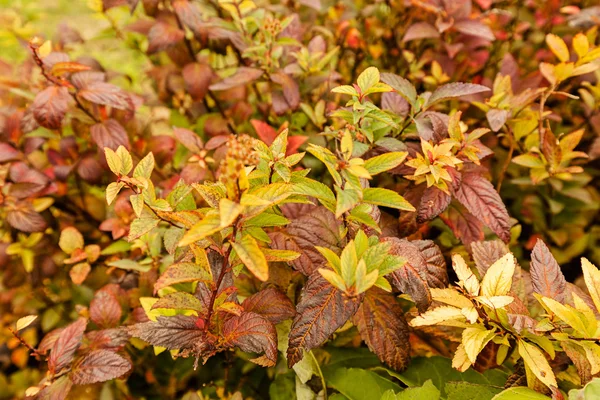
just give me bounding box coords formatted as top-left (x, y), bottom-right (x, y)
top-left (453, 20), bottom-right (495, 41)
top-left (147, 22), bottom-right (185, 54)
top-left (71, 71), bottom-right (106, 89)
top-left (128, 315), bottom-right (204, 350)
top-left (383, 238), bottom-right (432, 312)
top-left (90, 288), bottom-right (122, 328)
top-left (31, 86), bottom-right (71, 129)
top-left (85, 328), bottom-right (129, 351)
top-left (91, 119), bottom-right (130, 151)
top-left (353, 288), bottom-right (410, 371)
top-left (209, 67), bottom-right (263, 91)
top-left (0, 143), bottom-right (20, 163)
top-left (48, 318), bottom-right (87, 374)
top-left (471, 240), bottom-right (509, 276)
top-left (452, 172), bottom-right (511, 243)
top-left (241, 287), bottom-right (296, 324)
top-left (540, 129), bottom-right (562, 168)
top-left (222, 311), bottom-right (278, 366)
top-left (413, 240), bottom-right (448, 288)
top-left (403, 22), bottom-right (440, 42)
top-left (173, 0), bottom-right (203, 35)
top-left (6, 203), bottom-right (47, 232)
top-left (70, 350), bottom-right (131, 385)
top-left (530, 239), bottom-right (566, 302)
top-left (37, 376), bottom-right (73, 400)
top-left (425, 82), bottom-right (490, 108)
top-left (561, 341), bottom-right (592, 385)
top-left (287, 272), bottom-right (361, 367)
top-left (269, 207), bottom-right (345, 276)
top-left (182, 63), bottom-right (213, 101)
top-left (78, 82), bottom-right (132, 110)
top-left (440, 205), bottom-right (484, 247)
top-left (154, 262), bottom-right (212, 294)
top-left (271, 72), bottom-right (300, 110)
top-left (417, 186), bottom-right (451, 222)
top-left (173, 127), bottom-right (203, 153)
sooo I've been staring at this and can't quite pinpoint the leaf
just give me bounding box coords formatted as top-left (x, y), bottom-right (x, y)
top-left (151, 292), bottom-right (205, 313)
top-left (582, 258), bottom-right (600, 314)
top-left (546, 33), bottom-right (570, 62)
top-left (79, 82), bottom-right (132, 110)
top-left (59, 227), bottom-right (84, 254)
top-left (425, 83), bottom-right (490, 108)
top-left (271, 72), bottom-right (300, 109)
top-left (538, 297), bottom-right (588, 335)
top-left (48, 318), bottom-right (87, 374)
top-left (182, 63), bottom-right (213, 101)
top-left (440, 206), bottom-right (484, 247)
top-left (31, 86), bottom-right (70, 129)
top-left (335, 186), bottom-right (361, 217)
top-left (364, 152), bottom-right (408, 175)
top-left (380, 73), bottom-right (417, 106)
top-left (325, 367), bottom-right (403, 400)
top-left (357, 66), bottom-right (380, 93)
top-left (481, 253), bottom-right (516, 297)
top-left (445, 382), bottom-right (501, 400)
top-left (90, 289), bottom-right (122, 328)
top-left (530, 240), bottom-right (567, 302)
top-left (402, 22), bottom-right (440, 42)
top-left (453, 20), bottom-right (495, 41)
top-left (154, 262), bottom-right (212, 293)
top-left (133, 152), bottom-right (155, 179)
top-left (70, 350), bottom-right (131, 385)
top-left (287, 272), bottom-right (361, 367)
top-left (127, 315), bottom-right (204, 350)
top-left (471, 240), bottom-right (509, 277)
top-left (232, 234), bottom-right (269, 281)
top-left (223, 311), bottom-right (277, 366)
top-left (241, 288), bottom-right (296, 324)
top-left (462, 325), bottom-right (496, 364)
top-left (518, 339), bottom-right (557, 388)
top-left (452, 172), bottom-right (511, 243)
top-left (146, 21), bottom-right (185, 53)
top-left (413, 240), bottom-right (448, 288)
top-left (362, 188), bottom-right (415, 211)
top-left (37, 375), bottom-right (73, 400)
top-left (353, 288), bottom-right (410, 371)
top-left (219, 198), bottom-right (244, 227)
top-left (491, 387), bottom-right (552, 399)
top-left (383, 238), bottom-right (432, 312)
top-left (91, 119), bottom-right (130, 150)
top-left (16, 315), bottom-right (37, 331)
top-left (209, 67), bottom-right (263, 91)
top-left (568, 377), bottom-right (600, 400)
top-left (418, 186), bottom-right (452, 222)
top-left (6, 204), bottom-right (47, 232)
top-left (395, 380), bottom-right (441, 400)
top-left (452, 254), bottom-right (480, 295)
top-left (409, 306), bottom-right (464, 327)
top-left (128, 217), bottom-right (160, 241)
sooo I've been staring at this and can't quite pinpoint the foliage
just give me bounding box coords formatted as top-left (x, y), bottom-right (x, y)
top-left (1, 0), bottom-right (600, 399)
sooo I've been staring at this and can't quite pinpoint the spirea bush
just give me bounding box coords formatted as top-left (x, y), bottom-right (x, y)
top-left (1, 0), bottom-right (600, 399)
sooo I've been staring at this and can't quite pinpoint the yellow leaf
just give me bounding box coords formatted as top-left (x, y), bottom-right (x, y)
top-left (452, 343), bottom-right (471, 372)
top-left (571, 292), bottom-right (598, 338)
top-left (461, 306), bottom-right (479, 324)
top-left (452, 254), bottom-right (480, 295)
top-left (16, 315), bottom-right (37, 331)
top-left (231, 234), bottom-right (269, 281)
top-left (219, 198), bottom-right (244, 228)
top-left (39, 40), bottom-right (52, 58)
top-left (462, 325), bottom-right (496, 364)
top-left (481, 253), bottom-right (515, 296)
top-left (573, 33), bottom-right (589, 59)
top-left (582, 258), bottom-right (600, 314)
top-left (518, 339), bottom-right (557, 389)
top-left (430, 288), bottom-right (472, 308)
top-left (539, 296), bottom-right (589, 337)
top-left (546, 33), bottom-right (570, 62)
top-left (476, 296), bottom-right (514, 309)
top-left (410, 306), bottom-right (464, 327)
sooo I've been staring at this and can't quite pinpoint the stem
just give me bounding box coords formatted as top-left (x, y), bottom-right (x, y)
top-left (309, 350), bottom-right (328, 400)
top-left (496, 130), bottom-right (515, 192)
top-left (9, 327), bottom-right (44, 359)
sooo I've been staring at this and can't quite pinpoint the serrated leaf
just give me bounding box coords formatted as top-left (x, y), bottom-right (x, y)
top-left (130, 194), bottom-right (144, 217)
top-left (48, 318), bottom-right (87, 374)
top-left (332, 85), bottom-right (359, 96)
top-left (133, 152), bottom-right (155, 179)
top-left (539, 297), bottom-right (588, 335)
top-left (581, 258), bottom-right (600, 314)
top-left (151, 292), bottom-right (205, 313)
top-left (90, 288), bottom-right (122, 328)
top-left (241, 288), bottom-right (296, 324)
top-left (462, 325), bottom-right (496, 364)
top-left (452, 254), bottom-right (480, 296)
top-left (357, 67), bottom-right (380, 94)
top-left (219, 198), bottom-right (244, 227)
top-left (232, 234), bottom-right (269, 281)
top-left (104, 148), bottom-right (122, 176)
top-left (517, 339), bottom-right (557, 389)
top-left (530, 240), bottom-right (566, 302)
top-left (70, 349), bottom-right (131, 385)
top-left (410, 306), bottom-right (465, 327)
top-left (223, 311), bottom-right (278, 366)
top-left (128, 217), bottom-right (160, 241)
top-left (481, 253), bottom-right (516, 297)
top-left (179, 214), bottom-right (221, 246)
top-left (380, 73), bottom-right (417, 107)
top-left (128, 315), bottom-right (203, 350)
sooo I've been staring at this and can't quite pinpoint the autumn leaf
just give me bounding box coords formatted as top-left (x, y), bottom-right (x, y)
top-left (222, 312), bottom-right (278, 366)
top-left (241, 288), bottom-right (296, 324)
top-left (480, 253), bottom-right (515, 297)
top-left (530, 240), bottom-right (567, 302)
top-left (31, 86), bottom-right (71, 129)
top-left (128, 315), bottom-right (204, 350)
top-left (48, 318), bottom-right (87, 374)
top-left (154, 262), bottom-right (212, 293)
top-left (70, 350), bottom-right (131, 385)
top-left (90, 288), bottom-right (122, 328)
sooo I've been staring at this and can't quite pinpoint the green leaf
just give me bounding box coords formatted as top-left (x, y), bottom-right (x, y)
top-left (336, 186), bottom-right (361, 217)
top-left (568, 377), bottom-right (600, 400)
top-left (232, 234), bottom-right (269, 281)
top-left (492, 387), bottom-right (551, 399)
top-left (133, 152), bottom-right (155, 179)
top-left (324, 367), bottom-right (402, 400)
top-left (106, 182), bottom-right (125, 205)
top-left (128, 217), bottom-right (160, 241)
top-left (332, 85), bottom-right (359, 96)
top-left (446, 382), bottom-right (502, 400)
top-left (362, 188), bottom-right (415, 211)
top-left (512, 154), bottom-right (545, 168)
top-left (179, 214), bottom-right (221, 246)
top-left (319, 268), bottom-right (346, 291)
top-left (104, 148), bottom-right (122, 175)
top-left (364, 152), bottom-right (408, 175)
top-left (396, 380), bottom-right (440, 400)
top-left (357, 67), bottom-right (380, 94)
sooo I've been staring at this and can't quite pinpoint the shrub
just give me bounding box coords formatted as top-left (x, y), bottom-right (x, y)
top-left (1, 1), bottom-right (600, 399)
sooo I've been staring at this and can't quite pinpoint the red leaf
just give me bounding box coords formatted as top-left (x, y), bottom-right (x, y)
top-left (452, 172), bottom-right (511, 243)
top-left (78, 82), bottom-right (132, 110)
top-left (530, 239), bottom-right (567, 302)
top-left (31, 86), bottom-right (71, 129)
top-left (90, 288), bottom-right (122, 328)
top-left (91, 119), bottom-right (130, 151)
top-left (71, 71), bottom-right (106, 89)
top-left (182, 63), bottom-right (213, 101)
top-left (353, 288), bottom-right (410, 371)
top-left (440, 205), bottom-right (484, 247)
top-left (0, 143), bottom-right (20, 163)
top-left (37, 376), bottom-right (72, 400)
top-left (147, 22), bottom-right (185, 54)
top-left (271, 72), bottom-right (300, 110)
top-left (417, 186), bottom-right (451, 222)
top-left (6, 203), bottom-right (47, 232)
top-left (287, 136), bottom-right (308, 156)
top-left (454, 20), bottom-right (495, 41)
top-left (209, 67), bottom-right (263, 91)
top-left (127, 315), bottom-right (204, 350)
top-left (251, 119), bottom-right (277, 145)
top-left (70, 349), bottom-right (131, 385)
top-left (85, 328), bottom-right (129, 351)
top-left (383, 238), bottom-right (432, 313)
top-left (241, 287), bottom-right (296, 324)
top-left (223, 311), bottom-right (278, 366)
top-left (413, 239), bottom-right (448, 288)
top-left (48, 318), bottom-right (87, 374)
top-left (425, 82), bottom-right (490, 108)
top-left (173, 0), bottom-right (203, 35)
top-left (269, 207), bottom-right (345, 276)
top-left (287, 272), bottom-right (361, 367)
top-left (403, 22), bottom-right (440, 42)
top-left (174, 127), bottom-right (203, 153)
